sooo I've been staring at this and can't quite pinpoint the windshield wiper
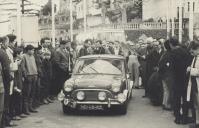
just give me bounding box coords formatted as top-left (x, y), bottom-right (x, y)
top-left (90, 66), bottom-right (99, 73)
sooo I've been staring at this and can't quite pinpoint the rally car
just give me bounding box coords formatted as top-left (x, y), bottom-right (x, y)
top-left (58, 55), bottom-right (133, 114)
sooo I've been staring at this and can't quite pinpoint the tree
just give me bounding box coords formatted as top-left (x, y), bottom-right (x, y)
top-left (40, 0), bottom-right (57, 16)
top-left (41, 0), bottom-right (52, 16)
top-left (126, 0), bottom-right (142, 22)
top-left (103, 0), bottom-right (143, 23)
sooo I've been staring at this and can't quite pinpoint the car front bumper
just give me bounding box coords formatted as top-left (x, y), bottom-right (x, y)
top-left (58, 90), bottom-right (128, 109)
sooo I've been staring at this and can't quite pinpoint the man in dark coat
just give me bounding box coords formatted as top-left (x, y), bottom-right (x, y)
top-left (108, 41), bottom-right (115, 54)
top-left (34, 46), bottom-right (43, 106)
top-left (53, 40), bottom-right (70, 95)
top-left (145, 45), bottom-right (161, 97)
top-left (158, 40), bottom-right (175, 110)
top-left (93, 40), bottom-right (106, 54)
top-left (1, 36), bottom-right (16, 127)
top-left (0, 37), bottom-right (12, 127)
top-left (137, 46), bottom-right (147, 96)
top-left (11, 48), bottom-right (26, 119)
top-left (79, 39), bottom-right (92, 57)
top-left (169, 37), bottom-right (192, 124)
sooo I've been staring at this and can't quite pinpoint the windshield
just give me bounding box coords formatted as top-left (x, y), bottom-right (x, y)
top-left (73, 59), bottom-right (124, 75)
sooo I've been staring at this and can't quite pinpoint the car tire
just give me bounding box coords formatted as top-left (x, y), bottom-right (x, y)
top-left (62, 104), bottom-right (73, 114)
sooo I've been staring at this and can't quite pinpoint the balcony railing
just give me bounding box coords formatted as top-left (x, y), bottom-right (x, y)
top-left (39, 22), bottom-right (185, 33)
top-left (73, 22), bottom-right (185, 34)
top-left (96, 22), bottom-right (183, 30)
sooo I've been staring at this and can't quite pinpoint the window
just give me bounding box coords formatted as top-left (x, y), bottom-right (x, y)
top-left (48, 19), bottom-right (52, 24)
top-left (193, 2), bottom-right (195, 12)
top-left (39, 19), bottom-right (42, 24)
top-left (74, 59), bottom-right (124, 75)
top-left (62, 17), bottom-right (65, 21)
top-left (188, 2), bottom-right (190, 12)
top-left (55, 18), bottom-right (59, 24)
top-left (44, 19), bottom-right (47, 24)
top-left (177, 7), bottom-right (179, 19)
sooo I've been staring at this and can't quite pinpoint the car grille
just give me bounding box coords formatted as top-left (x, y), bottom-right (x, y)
top-left (71, 89), bottom-right (114, 101)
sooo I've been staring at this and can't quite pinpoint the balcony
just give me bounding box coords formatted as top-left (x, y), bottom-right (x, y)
top-left (73, 22), bottom-right (185, 34)
top-left (39, 21), bottom-right (70, 30)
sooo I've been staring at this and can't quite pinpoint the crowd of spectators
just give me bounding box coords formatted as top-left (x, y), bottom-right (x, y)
top-left (1, 31), bottom-right (199, 128)
top-left (133, 31), bottom-right (199, 128)
top-left (0, 35), bottom-right (127, 128)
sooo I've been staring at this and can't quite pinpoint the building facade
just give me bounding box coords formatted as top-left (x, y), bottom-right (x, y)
top-left (142, 0), bottom-right (199, 21)
top-left (39, 0), bottom-right (76, 41)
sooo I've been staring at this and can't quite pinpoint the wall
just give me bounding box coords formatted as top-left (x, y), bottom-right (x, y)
top-left (76, 0), bottom-right (101, 19)
top-left (142, 0), bottom-right (177, 21)
top-left (87, 16), bottom-right (102, 27)
top-left (0, 21), bottom-right (10, 36)
top-left (10, 16), bottom-right (40, 46)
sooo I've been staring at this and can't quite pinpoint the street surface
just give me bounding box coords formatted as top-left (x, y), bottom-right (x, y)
top-left (15, 89), bottom-right (188, 128)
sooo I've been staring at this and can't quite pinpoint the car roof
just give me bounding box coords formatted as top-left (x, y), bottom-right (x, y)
top-left (79, 54), bottom-right (125, 60)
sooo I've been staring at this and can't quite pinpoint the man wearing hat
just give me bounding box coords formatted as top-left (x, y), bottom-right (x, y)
top-left (54, 40), bottom-right (71, 95)
top-left (22, 45), bottom-right (38, 115)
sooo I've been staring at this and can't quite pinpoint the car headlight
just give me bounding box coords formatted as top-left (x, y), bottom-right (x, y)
top-left (76, 91), bottom-right (85, 101)
top-left (98, 92), bottom-right (106, 101)
top-left (64, 82), bottom-right (73, 92)
top-left (118, 93), bottom-right (127, 103)
top-left (112, 82), bottom-right (121, 93)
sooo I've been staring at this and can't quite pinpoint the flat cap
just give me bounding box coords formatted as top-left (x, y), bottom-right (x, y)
top-left (25, 45), bottom-right (34, 51)
top-left (60, 40), bottom-right (69, 45)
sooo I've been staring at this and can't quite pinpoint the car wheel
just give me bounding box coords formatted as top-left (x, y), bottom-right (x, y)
top-left (62, 104), bottom-right (73, 114)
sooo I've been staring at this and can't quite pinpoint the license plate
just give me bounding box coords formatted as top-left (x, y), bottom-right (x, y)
top-left (79, 105), bottom-right (103, 110)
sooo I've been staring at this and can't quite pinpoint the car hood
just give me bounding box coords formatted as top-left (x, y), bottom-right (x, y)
top-left (72, 75), bottom-right (123, 89)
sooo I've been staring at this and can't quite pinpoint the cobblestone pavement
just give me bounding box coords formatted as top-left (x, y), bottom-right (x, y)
top-left (14, 89), bottom-right (188, 128)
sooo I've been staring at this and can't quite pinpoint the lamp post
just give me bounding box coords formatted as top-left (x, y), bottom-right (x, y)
top-left (70, 0), bottom-right (73, 41)
top-left (101, 2), bottom-right (106, 24)
top-left (166, 0), bottom-right (170, 39)
top-left (83, 0), bottom-right (87, 32)
top-left (51, 0), bottom-right (55, 47)
top-left (178, 0), bottom-right (182, 43)
top-left (17, 0), bottom-right (22, 46)
top-left (171, 0), bottom-right (175, 37)
top-left (189, 0), bottom-right (194, 41)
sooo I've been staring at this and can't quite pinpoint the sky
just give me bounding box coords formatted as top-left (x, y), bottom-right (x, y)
top-left (0, 0), bottom-right (60, 16)
top-left (0, 0), bottom-right (48, 6)
top-left (0, 0), bottom-right (60, 19)
top-left (31, 0), bottom-right (49, 6)
top-left (31, 0), bottom-right (60, 7)
top-left (0, 0), bottom-right (60, 7)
